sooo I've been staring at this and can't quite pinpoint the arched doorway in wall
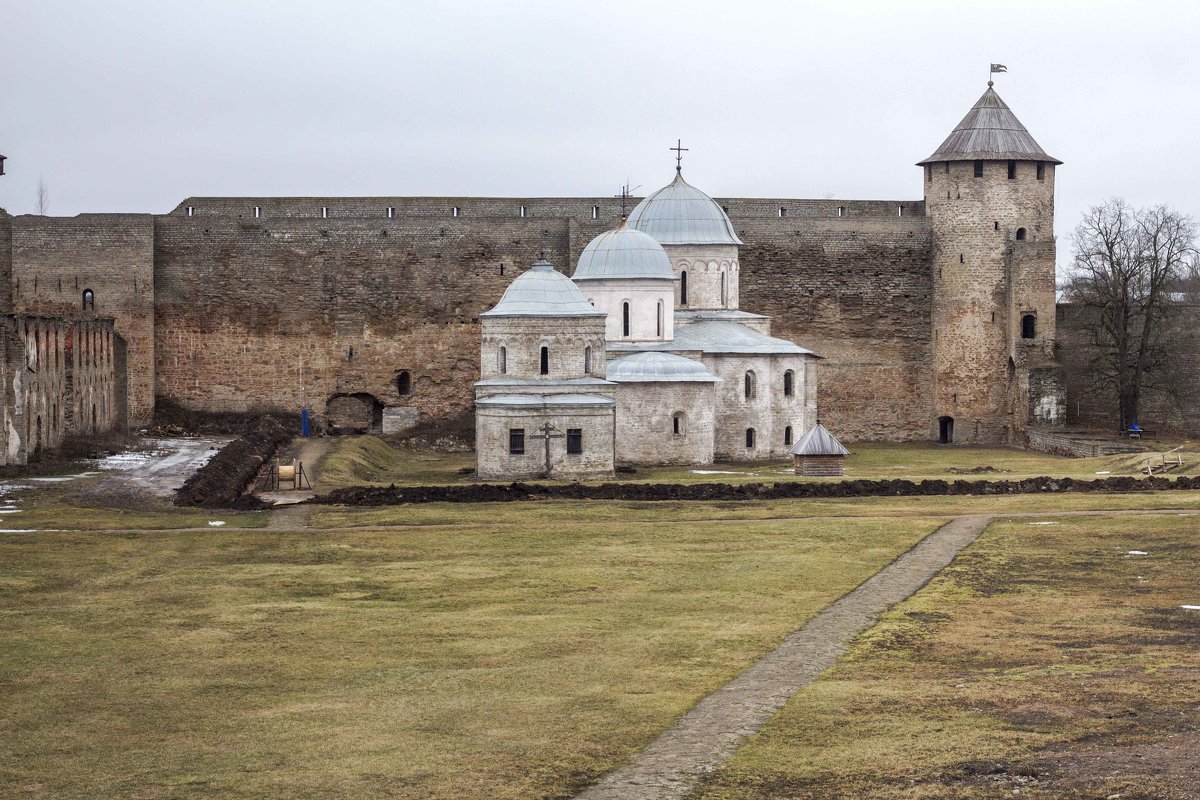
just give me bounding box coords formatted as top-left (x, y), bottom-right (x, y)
top-left (938, 416), bottom-right (955, 444)
top-left (326, 393), bottom-right (385, 434)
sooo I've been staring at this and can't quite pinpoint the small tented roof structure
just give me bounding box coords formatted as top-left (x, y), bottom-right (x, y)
top-left (918, 86), bottom-right (1061, 166)
top-left (481, 260), bottom-right (606, 318)
top-left (572, 222), bottom-right (674, 282)
top-left (627, 171), bottom-right (744, 246)
top-left (789, 422), bottom-right (849, 457)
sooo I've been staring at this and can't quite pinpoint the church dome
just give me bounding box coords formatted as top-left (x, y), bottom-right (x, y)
top-left (606, 351), bottom-right (719, 382)
top-left (626, 171), bottom-right (744, 246)
top-left (481, 260), bottom-right (605, 318)
top-left (572, 223), bottom-right (674, 282)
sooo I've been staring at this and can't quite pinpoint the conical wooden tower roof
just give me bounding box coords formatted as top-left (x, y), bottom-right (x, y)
top-left (918, 86), bottom-right (1061, 166)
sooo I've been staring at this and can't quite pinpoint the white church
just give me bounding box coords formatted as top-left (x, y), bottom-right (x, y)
top-left (474, 165), bottom-right (821, 480)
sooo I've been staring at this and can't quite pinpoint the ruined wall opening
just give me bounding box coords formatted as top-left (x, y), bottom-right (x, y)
top-left (396, 370), bottom-right (412, 395)
top-left (745, 427), bottom-right (756, 449)
top-left (82, 289), bottom-right (94, 311)
top-left (1021, 314), bottom-right (1036, 339)
top-left (938, 416), bottom-right (955, 444)
top-left (1016, 227), bottom-right (1027, 241)
top-left (326, 392), bottom-right (384, 435)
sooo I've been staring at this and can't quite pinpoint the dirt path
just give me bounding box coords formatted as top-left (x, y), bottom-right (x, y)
top-left (86, 437), bottom-right (230, 503)
top-left (262, 437), bottom-right (333, 529)
top-left (574, 515), bottom-right (995, 800)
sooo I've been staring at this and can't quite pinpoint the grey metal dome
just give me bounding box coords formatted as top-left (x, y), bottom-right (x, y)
top-left (606, 351), bottom-right (719, 382)
top-left (626, 171), bottom-right (744, 246)
top-left (572, 223), bottom-right (674, 282)
top-left (481, 260), bottom-right (606, 318)
top-left (918, 86), bottom-right (1061, 166)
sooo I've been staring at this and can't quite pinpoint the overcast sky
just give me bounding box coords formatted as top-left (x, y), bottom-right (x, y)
top-left (3, 0), bottom-right (1198, 273)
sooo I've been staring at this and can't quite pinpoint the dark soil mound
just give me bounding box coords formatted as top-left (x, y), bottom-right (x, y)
top-left (175, 417), bottom-right (293, 509)
top-left (312, 474), bottom-right (1200, 506)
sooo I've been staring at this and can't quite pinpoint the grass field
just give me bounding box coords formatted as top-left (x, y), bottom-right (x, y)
top-left (316, 437), bottom-right (1200, 491)
top-left (0, 501), bottom-right (941, 800)
top-left (690, 511), bottom-right (1200, 799)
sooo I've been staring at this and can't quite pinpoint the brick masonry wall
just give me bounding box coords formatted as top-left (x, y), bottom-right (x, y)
top-left (9, 215), bottom-right (155, 424)
top-left (475, 405), bottom-right (615, 480)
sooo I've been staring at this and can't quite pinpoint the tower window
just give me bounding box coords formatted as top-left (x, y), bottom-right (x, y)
top-left (720, 271), bottom-right (727, 306)
top-left (397, 370), bottom-right (412, 395)
top-left (837, 206), bottom-right (845, 217)
top-left (500, 264), bottom-right (505, 276)
top-left (1022, 314), bottom-right (1036, 339)
top-left (566, 428), bottom-right (583, 455)
top-left (744, 370), bottom-right (756, 399)
top-left (622, 302), bottom-right (631, 337)
top-left (673, 412), bottom-right (685, 436)
top-left (540, 346), bottom-right (549, 375)
top-left (509, 429), bottom-right (525, 455)
top-left (994, 221), bottom-right (999, 231)
top-left (322, 206), bottom-right (329, 218)
top-left (944, 162), bottom-right (950, 173)
top-left (656, 300), bottom-right (663, 337)
top-left (778, 207), bottom-right (787, 218)
top-left (1036, 161), bottom-right (1046, 181)
top-left (973, 160), bottom-right (983, 178)
top-left (745, 428), bottom-right (756, 449)
top-left (926, 165), bottom-right (932, 183)
top-left (680, 271), bottom-right (688, 305)
top-left (186, 206), bottom-right (194, 216)
top-left (897, 205), bottom-right (904, 217)
top-left (499, 346), bottom-right (507, 374)
top-left (784, 425), bottom-right (793, 446)
top-left (584, 345), bottom-right (592, 373)
top-left (82, 289), bottom-right (94, 311)
top-left (783, 369), bottom-right (795, 397)
top-left (387, 207), bottom-right (394, 218)
top-left (1007, 160), bottom-right (1017, 180)
top-left (451, 206), bottom-right (460, 217)
top-left (519, 206), bottom-right (527, 218)
top-left (253, 206), bottom-right (261, 218)
top-left (960, 254), bottom-right (964, 264)
top-left (1016, 227), bottom-right (1027, 241)
top-left (591, 205), bottom-right (600, 219)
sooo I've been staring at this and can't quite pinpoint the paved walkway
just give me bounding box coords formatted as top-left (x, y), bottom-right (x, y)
top-left (574, 514), bottom-right (995, 800)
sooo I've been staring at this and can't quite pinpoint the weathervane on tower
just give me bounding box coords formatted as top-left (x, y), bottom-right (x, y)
top-left (988, 63), bottom-right (1007, 87)
top-left (670, 139), bottom-right (688, 173)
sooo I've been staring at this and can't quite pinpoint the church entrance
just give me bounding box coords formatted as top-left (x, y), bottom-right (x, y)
top-left (938, 416), bottom-right (954, 444)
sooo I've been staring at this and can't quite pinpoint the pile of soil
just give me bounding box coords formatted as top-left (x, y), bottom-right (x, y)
top-left (175, 417), bottom-right (293, 509)
top-left (312, 474), bottom-right (1200, 506)
top-left (153, 398), bottom-right (302, 437)
top-left (946, 466), bottom-right (1011, 474)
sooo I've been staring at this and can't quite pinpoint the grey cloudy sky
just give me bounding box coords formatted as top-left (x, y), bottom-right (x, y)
top-left (2, 0), bottom-right (1198, 272)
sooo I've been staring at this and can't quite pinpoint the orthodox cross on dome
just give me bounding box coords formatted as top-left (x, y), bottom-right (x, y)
top-left (670, 139), bottom-right (688, 173)
top-left (615, 181), bottom-right (639, 219)
top-left (528, 421), bottom-right (564, 477)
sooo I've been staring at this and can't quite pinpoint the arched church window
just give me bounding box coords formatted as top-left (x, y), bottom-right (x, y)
top-left (656, 300), bottom-right (663, 338)
top-left (397, 370), bottom-right (412, 395)
top-left (1021, 314), bottom-right (1036, 339)
top-left (721, 271), bottom-right (727, 306)
top-left (584, 346), bottom-right (592, 374)
top-left (540, 346), bottom-right (549, 375)
top-left (744, 370), bottom-right (756, 399)
top-left (672, 412), bottom-right (685, 436)
top-left (745, 428), bottom-right (756, 449)
top-left (82, 289), bottom-right (94, 311)
top-left (499, 346), bottom-right (507, 374)
top-left (784, 425), bottom-right (793, 446)
top-left (783, 370), bottom-right (795, 397)
top-left (680, 271), bottom-right (688, 306)
top-left (1016, 227), bottom-right (1027, 241)
top-left (622, 302), bottom-right (631, 337)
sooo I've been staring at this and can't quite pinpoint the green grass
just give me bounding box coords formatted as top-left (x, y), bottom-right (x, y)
top-left (0, 503), bottom-right (940, 800)
top-left (315, 437), bottom-right (1200, 490)
top-left (690, 511), bottom-right (1200, 799)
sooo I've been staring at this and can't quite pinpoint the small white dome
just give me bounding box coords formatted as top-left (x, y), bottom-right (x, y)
top-left (573, 224), bottom-right (674, 282)
top-left (606, 351), bottom-right (719, 382)
top-left (481, 260), bottom-right (605, 318)
top-left (627, 171), bottom-right (744, 246)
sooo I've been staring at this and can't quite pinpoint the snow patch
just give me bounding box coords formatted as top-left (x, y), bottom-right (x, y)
top-left (690, 470), bottom-right (751, 475)
top-left (1182, 605), bottom-right (1200, 611)
top-left (1127, 550), bottom-right (1148, 556)
top-left (208, 521), bottom-right (226, 527)
top-left (1026, 521), bottom-right (1058, 526)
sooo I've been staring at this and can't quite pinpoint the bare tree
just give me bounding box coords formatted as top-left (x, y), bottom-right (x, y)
top-left (35, 178), bottom-right (49, 215)
top-left (1064, 199), bottom-right (1198, 429)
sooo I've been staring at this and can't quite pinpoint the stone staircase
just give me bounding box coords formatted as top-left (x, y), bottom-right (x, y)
top-left (1027, 427), bottom-right (1151, 458)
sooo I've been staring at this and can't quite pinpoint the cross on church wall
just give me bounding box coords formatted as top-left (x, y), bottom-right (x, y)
top-left (529, 421), bottom-right (565, 477)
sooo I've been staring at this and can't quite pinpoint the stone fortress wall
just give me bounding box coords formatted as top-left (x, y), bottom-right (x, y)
top-left (84, 194), bottom-right (934, 441)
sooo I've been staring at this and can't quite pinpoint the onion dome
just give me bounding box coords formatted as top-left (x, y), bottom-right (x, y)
top-left (788, 423), bottom-right (849, 456)
top-left (606, 351), bottom-right (719, 382)
top-left (481, 260), bottom-right (605, 318)
top-left (572, 223), bottom-right (674, 281)
top-left (626, 171), bottom-right (743, 246)
top-left (918, 86), bottom-right (1061, 166)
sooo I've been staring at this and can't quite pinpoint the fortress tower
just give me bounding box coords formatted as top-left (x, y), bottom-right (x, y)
top-left (921, 83), bottom-right (1065, 444)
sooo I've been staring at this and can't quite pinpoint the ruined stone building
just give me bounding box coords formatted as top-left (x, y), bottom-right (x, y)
top-left (0, 80), bottom-right (1076, 448)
